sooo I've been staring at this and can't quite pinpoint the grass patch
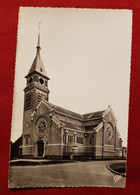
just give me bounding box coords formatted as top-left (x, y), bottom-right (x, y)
top-left (107, 161), bottom-right (126, 177)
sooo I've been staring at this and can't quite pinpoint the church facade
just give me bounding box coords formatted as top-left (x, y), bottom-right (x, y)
top-left (20, 33), bottom-right (123, 160)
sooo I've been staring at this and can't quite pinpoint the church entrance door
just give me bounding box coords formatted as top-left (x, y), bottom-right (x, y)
top-left (37, 140), bottom-right (44, 157)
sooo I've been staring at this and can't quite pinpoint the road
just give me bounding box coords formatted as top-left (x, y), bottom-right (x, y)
top-left (9, 160), bottom-right (126, 188)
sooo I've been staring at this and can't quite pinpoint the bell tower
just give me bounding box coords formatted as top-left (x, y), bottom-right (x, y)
top-left (22, 25), bottom-right (50, 156)
top-left (24, 25), bottom-right (50, 112)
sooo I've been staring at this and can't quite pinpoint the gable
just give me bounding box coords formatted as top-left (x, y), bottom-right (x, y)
top-left (31, 99), bottom-right (54, 120)
top-left (102, 106), bottom-right (117, 125)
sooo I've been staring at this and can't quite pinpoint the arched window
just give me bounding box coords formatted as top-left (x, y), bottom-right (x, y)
top-left (29, 77), bottom-right (32, 84)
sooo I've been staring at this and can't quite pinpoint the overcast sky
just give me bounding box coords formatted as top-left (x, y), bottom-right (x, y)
top-left (11, 7), bottom-right (132, 147)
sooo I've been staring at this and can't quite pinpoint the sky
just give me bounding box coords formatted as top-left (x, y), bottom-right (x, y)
top-left (11, 7), bottom-right (132, 147)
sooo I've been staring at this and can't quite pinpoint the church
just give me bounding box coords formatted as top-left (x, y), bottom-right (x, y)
top-left (20, 32), bottom-right (123, 160)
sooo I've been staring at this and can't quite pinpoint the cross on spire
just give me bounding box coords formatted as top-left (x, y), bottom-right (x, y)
top-left (36, 22), bottom-right (41, 53)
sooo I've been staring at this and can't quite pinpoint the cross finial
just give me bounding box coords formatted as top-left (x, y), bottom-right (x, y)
top-left (38, 22), bottom-right (41, 33)
top-left (37, 22), bottom-right (41, 53)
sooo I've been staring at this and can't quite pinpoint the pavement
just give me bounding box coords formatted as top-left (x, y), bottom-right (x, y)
top-left (10, 158), bottom-right (74, 165)
top-left (9, 160), bottom-right (126, 188)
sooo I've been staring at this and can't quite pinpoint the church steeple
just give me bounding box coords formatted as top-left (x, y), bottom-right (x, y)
top-left (25, 23), bottom-right (49, 80)
top-left (24, 25), bottom-right (50, 111)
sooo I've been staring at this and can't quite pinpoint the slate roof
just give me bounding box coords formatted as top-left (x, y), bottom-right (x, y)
top-left (48, 102), bottom-right (105, 121)
top-left (25, 34), bottom-right (48, 79)
top-left (49, 103), bottom-right (83, 119)
top-left (62, 121), bottom-right (85, 131)
top-left (83, 110), bottom-right (105, 120)
top-left (27, 54), bottom-right (48, 77)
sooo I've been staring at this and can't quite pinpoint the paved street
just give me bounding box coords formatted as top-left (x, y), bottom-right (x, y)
top-left (9, 160), bottom-right (126, 188)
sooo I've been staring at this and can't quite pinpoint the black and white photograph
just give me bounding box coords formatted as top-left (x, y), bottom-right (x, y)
top-left (9, 7), bottom-right (132, 188)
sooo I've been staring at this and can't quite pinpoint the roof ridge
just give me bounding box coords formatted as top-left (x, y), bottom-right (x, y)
top-left (82, 110), bottom-right (106, 116)
top-left (48, 102), bottom-right (83, 118)
top-left (46, 101), bottom-right (106, 120)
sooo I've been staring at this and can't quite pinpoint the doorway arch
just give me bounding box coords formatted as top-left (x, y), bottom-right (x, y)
top-left (37, 140), bottom-right (44, 157)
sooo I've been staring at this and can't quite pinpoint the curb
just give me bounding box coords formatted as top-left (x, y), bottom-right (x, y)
top-left (106, 163), bottom-right (126, 177)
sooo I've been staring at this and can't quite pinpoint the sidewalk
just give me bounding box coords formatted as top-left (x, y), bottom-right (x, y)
top-left (10, 158), bottom-right (74, 166)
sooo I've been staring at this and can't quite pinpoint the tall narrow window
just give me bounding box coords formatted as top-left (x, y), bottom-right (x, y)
top-left (37, 93), bottom-right (42, 104)
top-left (63, 134), bottom-right (65, 143)
top-left (68, 135), bottom-right (73, 143)
top-left (25, 138), bottom-right (28, 145)
top-left (74, 135), bottom-right (76, 143)
top-left (89, 137), bottom-right (92, 144)
top-left (45, 80), bottom-right (48, 87)
top-left (25, 93), bottom-right (32, 110)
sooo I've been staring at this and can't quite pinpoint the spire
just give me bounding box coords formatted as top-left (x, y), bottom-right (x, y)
top-left (36, 22), bottom-right (41, 55)
top-left (25, 23), bottom-right (49, 80)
